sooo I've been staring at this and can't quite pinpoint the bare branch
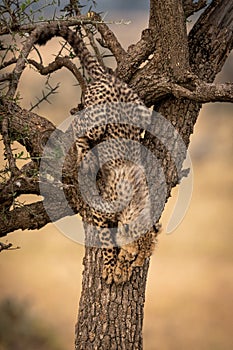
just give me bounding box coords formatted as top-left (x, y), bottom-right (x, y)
top-left (29, 83), bottom-right (60, 112)
top-left (7, 29), bottom-right (40, 97)
top-left (28, 56), bottom-right (87, 91)
top-left (128, 75), bottom-right (233, 107)
top-left (0, 242), bottom-right (13, 252)
top-left (0, 180), bottom-right (81, 236)
top-left (0, 201), bottom-right (51, 237)
top-left (0, 173), bottom-right (40, 209)
top-left (0, 15), bottom-right (103, 36)
top-left (0, 57), bottom-right (17, 70)
top-left (170, 81), bottom-right (233, 103)
top-left (92, 13), bottom-right (126, 64)
top-left (130, 68), bottom-right (233, 104)
top-left (85, 27), bottom-right (105, 68)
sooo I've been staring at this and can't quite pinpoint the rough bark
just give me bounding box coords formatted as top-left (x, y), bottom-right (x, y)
top-left (75, 225), bottom-right (149, 350)
top-left (75, 1), bottom-right (233, 349)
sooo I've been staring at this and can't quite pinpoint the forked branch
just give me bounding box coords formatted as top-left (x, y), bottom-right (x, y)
top-left (28, 57), bottom-right (87, 91)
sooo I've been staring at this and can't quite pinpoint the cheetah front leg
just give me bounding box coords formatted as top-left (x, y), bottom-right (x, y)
top-left (93, 224), bottom-right (118, 284)
top-left (112, 222), bottom-right (138, 283)
top-left (114, 229), bottom-right (158, 284)
top-left (102, 245), bottom-right (118, 284)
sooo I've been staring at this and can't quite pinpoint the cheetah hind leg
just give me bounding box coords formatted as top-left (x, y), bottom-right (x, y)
top-left (113, 229), bottom-right (158, 284)
top-left (131, 230), bottom-right (157, 267)
top-left (113, 241), bottom-right (138, 284)
top-left (101, 227), bottom-right (159, 284)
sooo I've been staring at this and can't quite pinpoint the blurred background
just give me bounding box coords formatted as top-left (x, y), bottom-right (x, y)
top-left (0, 2), bottom-right (233, 349)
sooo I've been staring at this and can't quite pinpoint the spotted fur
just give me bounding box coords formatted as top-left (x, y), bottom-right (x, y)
top-left (37, 25), bottom-right (158, 283)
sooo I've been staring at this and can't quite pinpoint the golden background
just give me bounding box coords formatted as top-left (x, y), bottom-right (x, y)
top-left (1, 10), bottom-right (233, 350)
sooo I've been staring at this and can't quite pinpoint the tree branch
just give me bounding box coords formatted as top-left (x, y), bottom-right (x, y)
top-left (0, 201), bottom-right (51, 237)
top-left (28, 57), bottom-right (87, 92)
top-left (127, 0), bottom-right (192, 104)
top-left (0, 170), bottom-right (40, 209)
top-left (0, 58), bottom-right (17, 70)
top-left (7, 28), bottom-right (41, 97)
top-left (189, 0), bottom-right (233, 82)
top-left (0, 99), bottom-right (56, 158)
top-left (128, 0), bottom-right (233, 106)
top-left (84, 27), bottom-right (105, 68)
top-left (126, 76), bottom-right (233, 106)
top-left (92, 13), bottom-right (127, 64)
top-left (1, 115), bottom-right (19, 176)
top-left (0, 72), bottom-right (13, 82)
top-left (116, 28), bottom-right (158, 82)
top-left (4, 14), bottom-right (111, 97)
top-left (0, 15), bottom-right (105, 36)
top-left (171, 81), bottom-right (233, 103)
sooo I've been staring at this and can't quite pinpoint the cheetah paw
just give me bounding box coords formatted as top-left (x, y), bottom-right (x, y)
top-left (113, 260), bottom-right (133, 284)
top-left (102, 264), bottom-right (115, 284)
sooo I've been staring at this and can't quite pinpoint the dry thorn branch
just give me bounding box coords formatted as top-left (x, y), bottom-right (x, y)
top-left (0, 14), bottom-right (133, 36)
top-left (0, 241), bottom-right (13, 252)
top-left (28, 56), bottom-right (87, 93)
top-left (0, 58), bottom-right (17, 70)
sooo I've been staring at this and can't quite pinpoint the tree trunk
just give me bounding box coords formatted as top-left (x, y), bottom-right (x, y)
top-left (75, 225), bottom-right (149, 350)
top-left (75, 1), bottom-right (233, 349)
top-left (0, 1), bottom-right (233, 348)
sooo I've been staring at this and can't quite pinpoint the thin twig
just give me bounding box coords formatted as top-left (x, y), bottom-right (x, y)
top-left (0, 242), bottom-right (12, 252)
top-left (0, 15), bottom-right (132, 36)
top-left (0, 57), bottom-right (17, 70)
top-left (84, 27), bottom-right (105, 68)
top-left (28, 56), bottom-right (87, 92)
top-left (29, 82), bottom-right (60, 111)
